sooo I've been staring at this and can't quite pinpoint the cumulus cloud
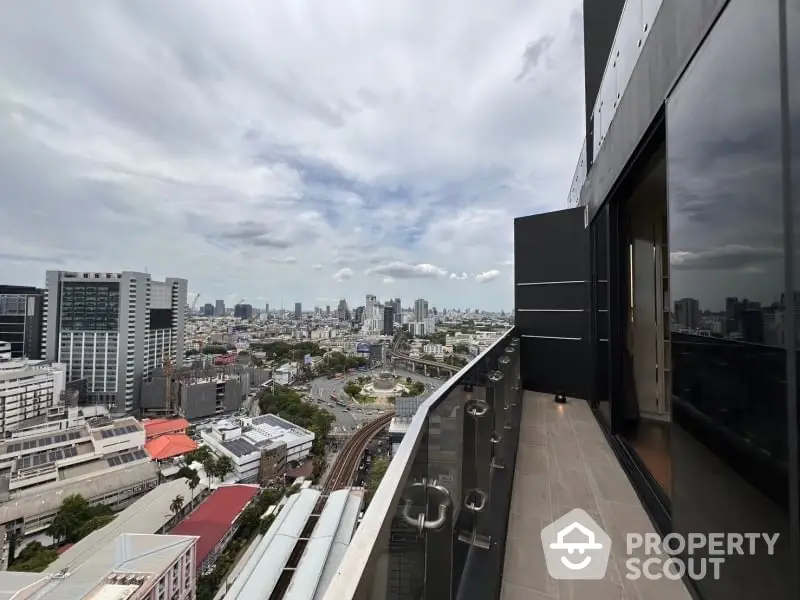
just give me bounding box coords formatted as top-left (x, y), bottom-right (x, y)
top-left (450, 272), bottom-right (468, 280)
top-left (475, 270), bottom-right (500, 283)
top-left (332, 267), bottom-right (354, 282)
top-left (366, 261), bottom-right (447, 279)
top-left (0, 0), bottom-right (584, 311)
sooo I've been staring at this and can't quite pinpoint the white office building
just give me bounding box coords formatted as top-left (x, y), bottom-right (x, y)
top-left (0, 343), bottom-right (66, 436)
top-left (201, 414), bottom-right (314, 482)
top-left (43, 271), bottom-right (187, 414)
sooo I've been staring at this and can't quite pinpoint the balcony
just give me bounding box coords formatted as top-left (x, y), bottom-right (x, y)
top-left (323, 329), bottom-right (690, 599)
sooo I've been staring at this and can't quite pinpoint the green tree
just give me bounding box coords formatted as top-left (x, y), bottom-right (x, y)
top-left (184, 446), bottom-right (213, 466)
top-left (343, 382), bottom-right (361, 396)
top-left (311, 455), bottom-right (327, 481)
top-left (201, 454), bottom-right (217, 485)
top-left (202, 345), bottom-right (228, 355)
top-left (9, 542), bottom-right (59, 573)
top-left (214, 455), bottom-right (234, 482)
top-left (170, 495), bottom-right (185, 518)
top-left (47, 494), bottom-right (112, 545)
top-left (365, 457), bottom-right (389, 505)
top-left (185, 470), bottom-right (200, 508)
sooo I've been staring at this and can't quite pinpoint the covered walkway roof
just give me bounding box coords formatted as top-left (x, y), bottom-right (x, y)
top-left (224, 487), bottom-right (363, 600)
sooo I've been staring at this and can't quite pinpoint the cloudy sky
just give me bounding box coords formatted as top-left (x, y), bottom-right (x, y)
top-left (0, 0), bottom-right (585, 312)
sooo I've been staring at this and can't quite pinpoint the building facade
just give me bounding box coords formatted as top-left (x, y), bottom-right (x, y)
top-left (0, 286), bottom-right (44, 360)
top-left (515, 1), bottom-right (800, 597)
top-left (43, 271), bottom-right (187, 414)
top-left (0, 346), bottom-right (65, 435)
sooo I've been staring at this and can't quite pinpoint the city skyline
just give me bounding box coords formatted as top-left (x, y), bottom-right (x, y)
top-left (0, 0), bottom-right (585, 310)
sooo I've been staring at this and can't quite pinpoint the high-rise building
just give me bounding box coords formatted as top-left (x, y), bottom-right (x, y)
top-left (294, 302), bottom-right (302, 320)
top-left (202, 303), bottom-right (214, 317)
top-left (0, 285), bottom-right (44, 359)
top-left (383, 306), bottom-right (394, 336)
top-left (43, 271), bottom-right (187, 414)
top-left (264, 303), bottom-right (269, 320)
top-left (215, 299), bottom-right (225, 317)
top-left (325, 305), bottom-right (330, 317)
top-left (336, 299), bottom-right (348, 321)
top-left (414, 299), bottom-right (429, 322)
top-left (393, 297), bottom-right (401, 324)
top-left (234, 303), bottom-right (253, 320)
top-left (674, 298), bottom-right (700, 330)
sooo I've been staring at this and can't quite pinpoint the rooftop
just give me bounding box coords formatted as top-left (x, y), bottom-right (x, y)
top-left (47, 477), bottom-right (208, 573)
top-left (144, 434), bottom-right (197, 460)
top-left (223, 488), bottom-right (363, 600)
top-left (0, 534), bottom-right (197, 600)
top-left (170, 484), bottom-right (259, 568)
top-left (143, 418), bottom-right (190, 438)
top-left (0, 461), bottom-right (160, 527)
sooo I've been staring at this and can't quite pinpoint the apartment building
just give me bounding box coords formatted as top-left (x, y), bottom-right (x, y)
top-left (0, 344), bottom-right (66, 435)
top-left (0, 285), bottom-right (44, 359)
top-left (43, 271), bottom-right (187, 414)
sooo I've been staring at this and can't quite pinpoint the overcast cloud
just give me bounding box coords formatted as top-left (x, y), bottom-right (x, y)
top-left (0, 0), bottom-right (584, 310)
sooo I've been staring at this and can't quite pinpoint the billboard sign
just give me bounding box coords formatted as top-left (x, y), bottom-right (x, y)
top-left (356, 342), bottom-right (370, 354)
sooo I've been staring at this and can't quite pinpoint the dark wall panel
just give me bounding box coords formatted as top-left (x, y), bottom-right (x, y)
top-left (514, 208), bottom-right (591, 399)
top-left (581, 0), bottom-right (727, 222)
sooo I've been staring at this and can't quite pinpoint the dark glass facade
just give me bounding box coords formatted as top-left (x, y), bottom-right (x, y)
top-left (582, 0), bottom-right (799, 597)
top-left (0, 286), bottom-right (43, 359)
top-left (666, 1), bottom-right (790, 597)
top-left (60, 281), bottom-right (120, 331)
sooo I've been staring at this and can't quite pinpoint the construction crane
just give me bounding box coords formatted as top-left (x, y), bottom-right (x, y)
top-left (190, 293), bottom-right (201, 312)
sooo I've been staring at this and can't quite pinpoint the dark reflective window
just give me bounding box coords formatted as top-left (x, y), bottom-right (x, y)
top-left (667, 1), bottom-right (789, 597)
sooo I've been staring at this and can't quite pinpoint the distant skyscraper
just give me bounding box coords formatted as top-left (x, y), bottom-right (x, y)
top-left (265, 303), bottom-right (269, 320)
top-left (337, 299), bottom-right (348, 321)
top-left (674, 298), bottom-right (700, 329)
top-left (44, 270), bottom-right (187, 414)
top-left (0, 285), bottom-right (44, 359)
top-left (365, 295), bottom-right (377, 323)
top-left (383, 306), bottom-right (395, 336)
top-left (393, 298), bottom-right (401, 323)
top-left (234, 303), bottom-right (253, 320)
top-left (414, 299), bottom-right (429, 322)
top-left (294, 302), bottom-right (302, 320)
top-left (325, 305), bottom-right (330, 317)
top-left (215, 299), bottom-right (225, 317)
top-left (354, 306), bottom-right (364, 323)
top-left (202, 303), bottom-right (214, 316)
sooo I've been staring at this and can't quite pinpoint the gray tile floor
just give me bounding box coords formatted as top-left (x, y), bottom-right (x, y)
top-left (500, 392), bottom-right (692, 600)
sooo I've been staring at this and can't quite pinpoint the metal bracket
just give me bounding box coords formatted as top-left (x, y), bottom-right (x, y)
top-left (401, 478), bottom-right (452, 534)
top-left (464, 488), bottom-right (488, 513)
top-left (466, 398), bottom-right (490, 417)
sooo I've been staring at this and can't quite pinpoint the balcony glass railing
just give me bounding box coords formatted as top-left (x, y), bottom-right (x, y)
top-left (323, 329), bottom-right (521, 600)
top-left (591, 0), bottom-right (663, 157)
top-left (566, 137), bottom-right (587, 208)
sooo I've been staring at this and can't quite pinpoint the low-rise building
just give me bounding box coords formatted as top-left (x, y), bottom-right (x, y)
top-left (0, 349), bottom-right (66, 436)
top-left (0, 533), bottom-right (198, 600)
top-left (143, 417), bottom-right (198, 461)
top-left (171, 484), bottom-right (259, 575)
top-left (46, 476), bottom-right (208, 573)
top-left (200, 415), bottom-right (313, 483)
top-left (0, 414), bottom-right (159, 563)
top-left (177, 373), bottom-right (249, 420)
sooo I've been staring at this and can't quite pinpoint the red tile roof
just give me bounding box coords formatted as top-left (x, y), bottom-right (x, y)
top-left (144, 417), bottom-right (190, 438)
top-left (145, 434), bottom-right (198, 460)
top-left (171, 485), bottom-right (259, 568)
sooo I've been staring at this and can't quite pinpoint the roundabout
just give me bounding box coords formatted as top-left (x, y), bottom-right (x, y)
top-left (358, 371), bottom-right (408, 399)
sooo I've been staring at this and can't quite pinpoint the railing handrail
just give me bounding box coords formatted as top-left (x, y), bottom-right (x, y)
top-left (321, 328), bottom-right (514, 599)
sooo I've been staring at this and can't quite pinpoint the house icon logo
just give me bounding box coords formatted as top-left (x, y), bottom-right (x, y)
top-left (541, 508), bottom-right (611, 579)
